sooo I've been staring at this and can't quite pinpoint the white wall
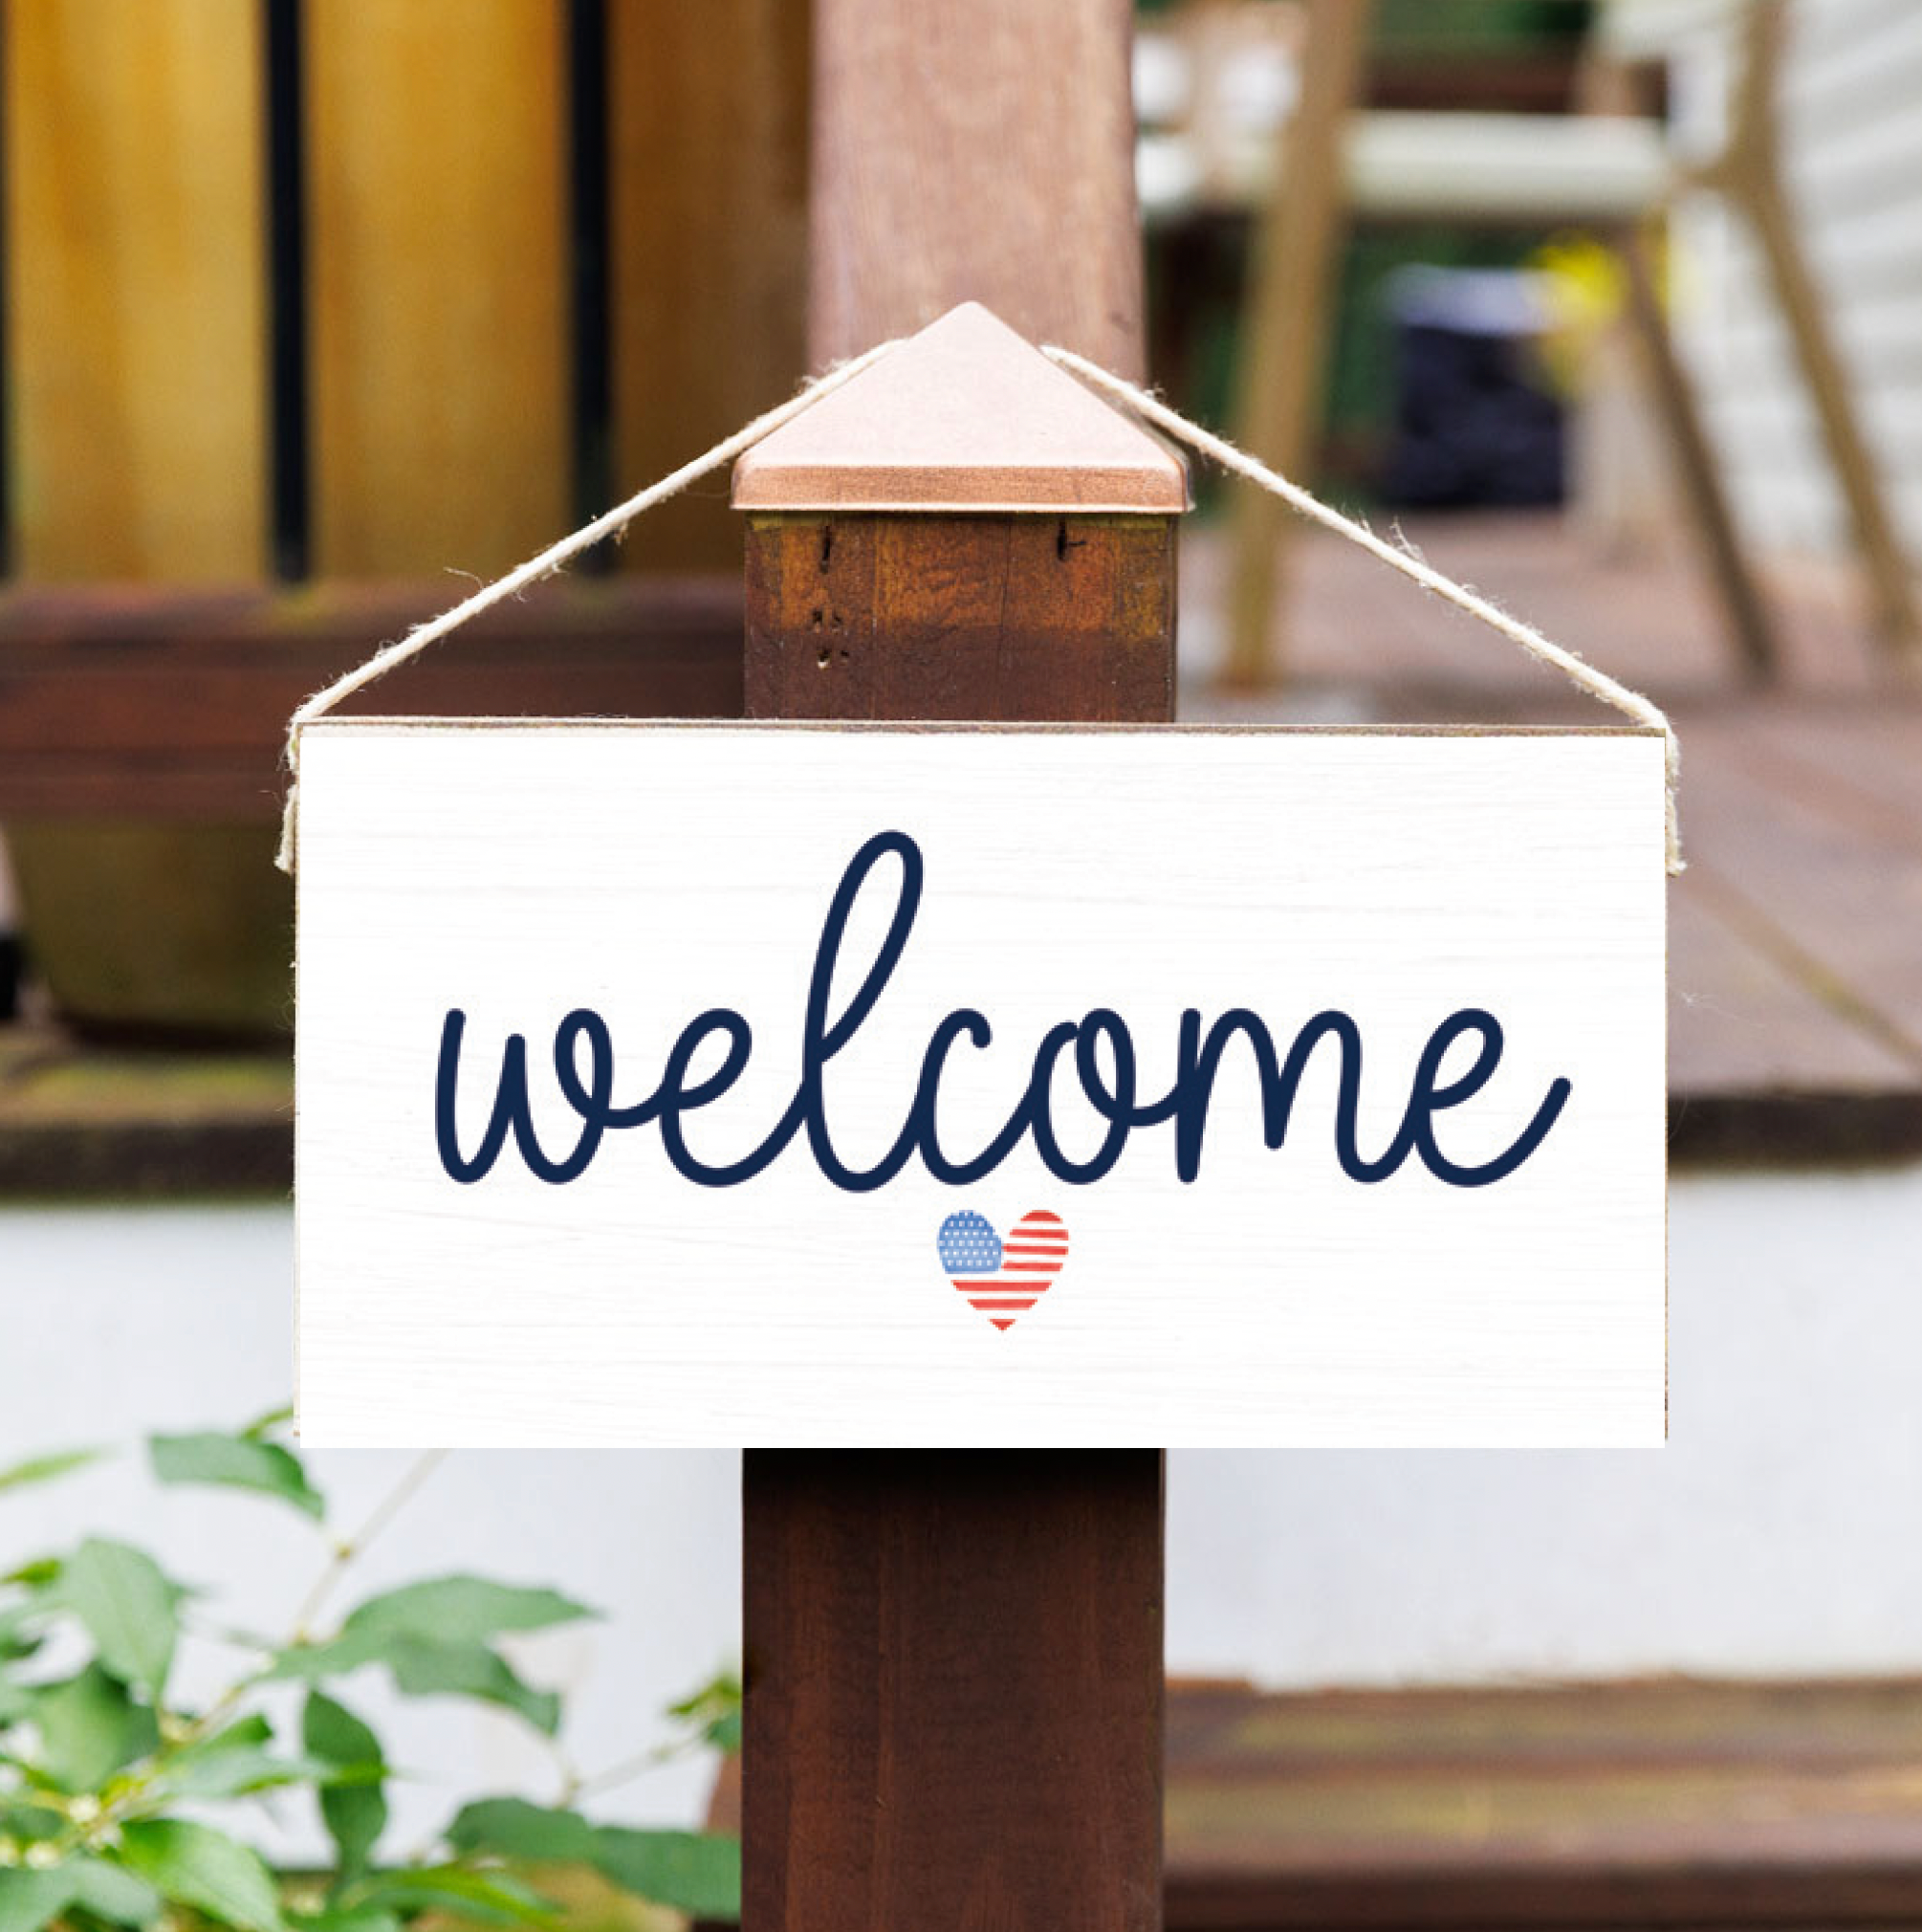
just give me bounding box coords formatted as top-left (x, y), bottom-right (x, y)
top-left (7, 1165), bottom-right (1922, 1855)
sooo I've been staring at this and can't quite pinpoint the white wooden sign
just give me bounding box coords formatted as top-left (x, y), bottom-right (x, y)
top-left (294, 721), bottom-right (1667, 1448)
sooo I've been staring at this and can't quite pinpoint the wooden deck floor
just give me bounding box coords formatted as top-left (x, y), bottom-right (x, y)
top-left (1181, 516), bottom-right (1922, 1163)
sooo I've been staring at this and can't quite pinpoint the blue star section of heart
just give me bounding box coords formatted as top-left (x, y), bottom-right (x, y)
top-left (937, 1209), bottom-right (1002, 1276)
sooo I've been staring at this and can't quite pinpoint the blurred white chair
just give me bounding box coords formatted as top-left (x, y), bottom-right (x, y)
top-left (1136, 0), bottom-right (1920, 686)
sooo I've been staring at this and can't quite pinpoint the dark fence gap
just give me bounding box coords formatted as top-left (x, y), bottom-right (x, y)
top-left (264, 0), bottom-right (310, 582)
top-left (568, 0), bottom-right (615, 571)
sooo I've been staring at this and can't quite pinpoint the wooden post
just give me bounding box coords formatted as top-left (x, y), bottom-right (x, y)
top-left (806, 0), bottom-right (1144, 378)
top-left (735, 303), bottom-right (1182, 726)
top-left (732, 5), bottom-right (1181, 1899)
top-left (742, 1453), bottom-right (1165, 1932)
top-left (734, 299), bottom-right (1182, 1932)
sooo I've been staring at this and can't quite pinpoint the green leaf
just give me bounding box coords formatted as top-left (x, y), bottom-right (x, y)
top-left (151, 1435), bottom-right (324, 1521)
top-left (238, 1406), bottom-right (295, 1443)
top-left (288, 1909), bottom-right (400, 1932)
top-left (0, 1867), bottom-right (75, 1932)
top-left (273, 1635), bottom-right (559, 1736)
top-left (54, 1540), bottom-right (179, 1699)
top-left (0, 1802), bottom-right (64, 1844)
top-left (302, 1694), bottom-right (386, 1878)
top-left (340, 1579), bottom-right (592, 1646)
top-left (447, 1799), bottom-right (595, 1865)
top-left (0, 1580), bottom-right (54, 1668)
top-left (590, 1829), bottom-right (740, 1921)
top-left (32, 1664), bottom-right (159, 1792)
top-left (449, 1807), bottom-right (741, 1925)
top-left (266, 1634), bottom-right (382, 1683)
top-left (190, 1712), bottom-right (273, 1749)
top-left (119, 1819), bottom-right (286, 1932)
top-left (299, 1695), bottom-right (382, 1776)
top-left (666, 1671), bottom-right (742, 1756)
top-left (352, 1866), bottom-right (555, 1929)
top-left (160, 1716), bottom-right (342, 1801)
top-left (386, 1640), bottom-right (559, 1736)
top-left (273, 1576), bottom-right (587, 1739)
top-left (68, 1857), bottom-right (164, 1926)
top-left (0, 1451), bottom-right (102, 1498)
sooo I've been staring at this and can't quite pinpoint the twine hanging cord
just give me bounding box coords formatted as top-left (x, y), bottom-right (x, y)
top-left (1044, 345), bottom-right (1683, 876)
top-left (273, 335), bottom-right (901, 872)
top-left (276, 336), bottom-right (1682, 877)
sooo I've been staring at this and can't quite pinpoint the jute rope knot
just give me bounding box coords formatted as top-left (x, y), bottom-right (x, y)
top-left (276, 335), bottom-right (1682, 877)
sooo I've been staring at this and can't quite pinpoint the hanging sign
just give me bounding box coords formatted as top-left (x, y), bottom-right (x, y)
top-left (294, 719), bottom-right (1667, 1448)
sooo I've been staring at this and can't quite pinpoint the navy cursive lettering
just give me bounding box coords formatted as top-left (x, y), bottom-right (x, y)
top-left (434, 830), bottom-right (1571, 1191)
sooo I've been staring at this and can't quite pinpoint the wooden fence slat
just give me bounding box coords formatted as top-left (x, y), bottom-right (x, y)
top-left (5, 0), bottom-right (266, 581)
top-left (308, 0), bottom-right (568, 577)
top-left (609, 0), bottom-right (810, 574)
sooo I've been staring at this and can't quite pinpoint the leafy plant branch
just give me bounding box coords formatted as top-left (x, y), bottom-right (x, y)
top-left (0, 1424), bottom-right (742, 1932)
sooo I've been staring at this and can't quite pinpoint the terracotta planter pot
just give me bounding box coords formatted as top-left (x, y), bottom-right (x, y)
top-left (8, 823), bottom-right (291, 1045)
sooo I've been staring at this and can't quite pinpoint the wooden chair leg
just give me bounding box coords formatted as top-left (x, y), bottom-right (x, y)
top-left (1726, 2), bottom-right (1920, 662)
top-left (1617, 220), bottom-right (1780, 679)
top-left (1741, 187), bottom-right (1920, 661)
top-left (1224, 0), bottom-right (1371, 692)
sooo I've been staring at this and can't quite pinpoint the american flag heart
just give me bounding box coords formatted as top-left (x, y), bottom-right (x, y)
top-left (936, 1209), bottom-right (1069, 1330)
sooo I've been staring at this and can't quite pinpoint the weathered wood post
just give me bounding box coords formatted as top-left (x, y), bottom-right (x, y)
top-left (729, 10), bottom-right (1182, 1917)
top-left (730, 299), bottom-right (1188, 1927)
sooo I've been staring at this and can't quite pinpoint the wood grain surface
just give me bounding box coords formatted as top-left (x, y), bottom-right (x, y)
top-left (748, 1453), bottom-right (1165, 1932)
top-left (609, 0), bottom-right (810, 575)
top-left (4, 0), bottom-right (266, 582)
top-left (0, 581), bottom-right (742, 820)
top-left (745, 513), bottom-right (1177, 722)
top-left (306, 0), bottom-right (568, 577)
top-left (807, 0), bottom-right (1146, 376)
top-left (750, 30), bottom-right (1165, 1919)
top-left (714, 1671), bottom-right (1922, 1929)
top-left (1164, 1675), bottom-right (1922, 1927)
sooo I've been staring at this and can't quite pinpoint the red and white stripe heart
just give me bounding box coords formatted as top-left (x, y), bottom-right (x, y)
top-left (936, 1209), bottom-right (1069, 1330)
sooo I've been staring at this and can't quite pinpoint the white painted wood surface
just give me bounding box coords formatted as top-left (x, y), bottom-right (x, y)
top-left (294, 723), bottom-right (1668, 1448)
